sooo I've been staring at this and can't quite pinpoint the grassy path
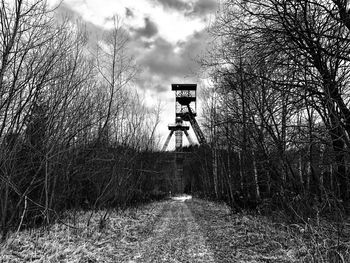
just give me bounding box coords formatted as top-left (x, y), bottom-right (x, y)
top-left (129, 197), bottom-right (297, 263)
top-left (128, 197), bottom-right (215, 262)
top-left (3, 196), bottom-right (347, 262)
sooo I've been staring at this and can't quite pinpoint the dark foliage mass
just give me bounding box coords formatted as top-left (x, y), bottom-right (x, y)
top-left (186, 0), bottom-right (350, 224)
top-left (0, 0), bottom-right (165, 240)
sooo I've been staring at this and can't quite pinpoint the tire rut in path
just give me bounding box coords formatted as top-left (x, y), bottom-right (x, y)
top-left (128, 200), bottom-right (215, 263)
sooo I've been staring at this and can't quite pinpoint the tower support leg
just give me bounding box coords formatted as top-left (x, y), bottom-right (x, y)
top-left (186, 105), bottom-right (206, 144)
top-left (162, 130), bottom-right (174, 151)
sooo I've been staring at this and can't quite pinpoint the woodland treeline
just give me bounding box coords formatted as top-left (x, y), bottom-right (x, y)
top-left (0, 0), bottom-right (164, 240)
top-left (188, 0), bottom-right (350, 219)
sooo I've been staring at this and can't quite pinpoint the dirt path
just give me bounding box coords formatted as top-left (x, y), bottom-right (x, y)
top-left (126, 197), bottom-right (301, 263)
top-left (1, 197), bottom-right (304, 262)
top-left (128, 197), bottom-right (215, 263)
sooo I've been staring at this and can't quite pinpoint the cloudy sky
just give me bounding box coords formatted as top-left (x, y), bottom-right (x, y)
top-left (49, 0), bottom-right (218, 148)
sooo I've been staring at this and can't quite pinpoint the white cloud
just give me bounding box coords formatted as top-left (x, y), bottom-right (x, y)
top-left (49, 0), bottom-right (208, 43)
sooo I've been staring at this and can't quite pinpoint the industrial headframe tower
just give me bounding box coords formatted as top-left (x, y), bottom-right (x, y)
top-left (162, 84), bottom-right (206, 151)
top-left (162, 84), bottom-right (206, 193)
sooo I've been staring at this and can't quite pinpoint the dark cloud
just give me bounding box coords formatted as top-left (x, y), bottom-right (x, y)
top-left (153, 0), bottom-right (217, 17)
top-left (154, 84), bottom-right (168, 93)
top-left (125, 7), bottom-right (134, 18)
top-left (135, 30), bottom-right (210, 91)
top-left (138, 38), bottom-right (186, 77)
top-left (187, 0), bottom-right (217, 16)
top-left (132, 17), bottom-right (158, 39)
top-left (153, 0), bottom-right (191, 11)
top-left (182, 30), bottom-right (209, 53)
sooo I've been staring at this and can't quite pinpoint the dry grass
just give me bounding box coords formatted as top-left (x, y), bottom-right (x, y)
top-left (0, 201), bottom-right (165, 263)
top-left (1, 198), bottom-right (349, 263)
top-left (286, 217), bottom-right (350, 262)
top-left (186, 198), bottom-right (350, 263)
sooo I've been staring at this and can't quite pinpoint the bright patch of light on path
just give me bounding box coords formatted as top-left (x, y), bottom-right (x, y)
top-left (171, 195), bottom-right (192, 202)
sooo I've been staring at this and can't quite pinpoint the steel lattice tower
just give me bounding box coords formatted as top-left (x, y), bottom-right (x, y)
top-left (162, 117), bottom-right (193, 151)
top-left (162, 84), bottom-right (206, 193)
top-left (162, 84), bottom-right (206, 151)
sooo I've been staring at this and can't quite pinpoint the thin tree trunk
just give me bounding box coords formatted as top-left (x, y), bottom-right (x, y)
top-left (298, 153), bottom-right (304, 191)
top-left (45, 154), bottom-right (50, 224)
top-left (212, 145), bottom-right (218, 199)
top-left (319, 144), bottom-right (325, 199)
top-left (253, 152), bottom-right (260, 201)
top-left (238, 151), bottom-right (244, 192)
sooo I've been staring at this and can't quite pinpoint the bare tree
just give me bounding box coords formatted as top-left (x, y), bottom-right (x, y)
top-left (200, 0), bottom-right (350, 205)
top-left (94, 16), bottom-right (138, 144)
